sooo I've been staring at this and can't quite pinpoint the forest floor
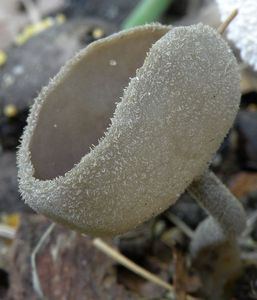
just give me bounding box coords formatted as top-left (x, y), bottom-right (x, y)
top-left (0, 0), bottom-right (257, 299)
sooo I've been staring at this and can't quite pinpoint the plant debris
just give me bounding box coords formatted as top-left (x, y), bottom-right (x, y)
top-left (0, 1), bottom-right (257, 299)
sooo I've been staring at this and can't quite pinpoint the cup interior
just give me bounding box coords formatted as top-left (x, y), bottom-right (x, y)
top-left (30, 27), bottom-right (168, 180)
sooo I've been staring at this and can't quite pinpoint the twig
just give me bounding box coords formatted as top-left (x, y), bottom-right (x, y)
top-left (93, 238), bottom-right (174, 292)
top-left (241, 251), bottom-right (257, 261)
top-left (0, 224), bottom-right (16, 239)
top-left (165, 212), bottom-right (194, 239)
top-left (31, 223), bottom-right (56, 300)
top-left (218, 9), bottom-right (238, 34)
top-left (173, 246), bottom-right (187, 300)
top-left (242, 210), bottom-right (257, 237)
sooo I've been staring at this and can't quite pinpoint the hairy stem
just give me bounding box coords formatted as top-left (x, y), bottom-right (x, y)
top-left (187, 170), bottom-right (246, 237)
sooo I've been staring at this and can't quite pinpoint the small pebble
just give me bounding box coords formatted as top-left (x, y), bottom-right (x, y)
top-left (56, 14), bottom-right (66, 25)
top-left (13, 65), bottom-right (24, 76)
top-left (3, 104), bottom-right (18, 118)
top-left (2, 74), bottom-right (14, 88)
top-left (0, 50), bottom-right (7, 67)
top-left (92, 28), bottom-right (105, 39)
top-left (109, 59), bottom-right (117, 66)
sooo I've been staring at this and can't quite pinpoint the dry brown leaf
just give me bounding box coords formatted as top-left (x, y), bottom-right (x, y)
top-left (229, 172), bottom-right (257, 198)
top-left (6, 214), bottom-right (133, 300)
top-left (240, 65), bottom-right (257, 94)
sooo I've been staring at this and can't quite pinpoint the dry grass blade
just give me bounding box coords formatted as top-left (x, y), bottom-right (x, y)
top-left (218, 8), bottom-right (238, 34)
top-left (31, 223), bottom-right (56, 300)
top-left (0, 224), bottom-right (16, 239)
top-left (166, 212), bottom-right (194, 239)
top-left (93, 238), bottom-right (174, 292)
top-left (93, 239), bottom-right (201, 299)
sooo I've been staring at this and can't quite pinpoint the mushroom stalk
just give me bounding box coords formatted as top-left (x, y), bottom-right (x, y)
top-left (187, 170), bottom-right (246, 237)
top-left (190, 217), bottom-right (242, 300)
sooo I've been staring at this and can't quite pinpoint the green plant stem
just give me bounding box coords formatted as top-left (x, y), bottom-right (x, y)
top-left (121, 0), bottom-right (173, 29)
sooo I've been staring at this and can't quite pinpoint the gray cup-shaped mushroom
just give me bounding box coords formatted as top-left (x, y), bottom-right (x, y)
top-left (18, 23), bottom-right (240, 236)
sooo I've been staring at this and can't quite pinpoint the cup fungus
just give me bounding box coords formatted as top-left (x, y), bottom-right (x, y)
top-left (18, 23), bottom-right (246, 236)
